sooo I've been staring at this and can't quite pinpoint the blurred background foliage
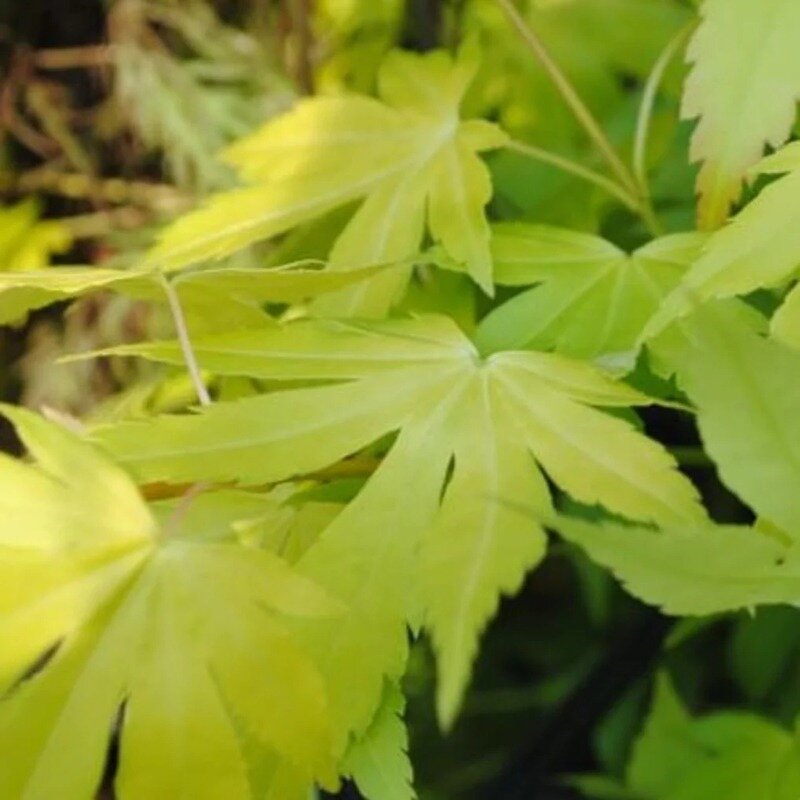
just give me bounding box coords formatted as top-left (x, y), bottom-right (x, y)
top-left (1, 2), bottom-right (790, 799)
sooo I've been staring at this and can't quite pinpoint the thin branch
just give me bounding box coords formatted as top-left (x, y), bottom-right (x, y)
top-left (158, 273), bottom-right (211, 407)
top-left (504, 139), bottom-right (641, 211)
top-left (633, 25), bottom-right (693, 196)
top-left (59, 208), bottom-right (149, 238)
top-left (496, 0), bottom-right (638, 195)
top-left (157, 273), bottom-right (214, 532)
top-left (286, 0), bottom-right (315, 94)
top-left (0, 167), bottom-right (190, 213)
top-left (32, 45), bottom-right (111, 70)
top-left (163, 480), bottom-right (210, 537)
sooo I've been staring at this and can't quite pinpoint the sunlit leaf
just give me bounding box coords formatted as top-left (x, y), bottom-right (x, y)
top-left (146, 45), bottom-right (507, 312)
top-left (556, 515), bottom-right (800, 616)
top-left (0, 407), bottom-right (338, 799)
top-left (95, 316), bottom-right (702, 729)
top-left (682, 0), bottom-right (800, 228)
top-left (341, 682), bottom-right (414, 800)
top-left (0, 261), bottom-right (395, 333)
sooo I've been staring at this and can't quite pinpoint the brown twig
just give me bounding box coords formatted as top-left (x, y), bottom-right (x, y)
top-left (32, 45), bottom-right (112, 71)
top-left (0, 49), bottom-right (60, 157)
top-left (0, 167), bottom-right (191, 213)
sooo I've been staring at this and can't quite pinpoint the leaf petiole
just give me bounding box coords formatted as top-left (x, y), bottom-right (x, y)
top-left (158, 271), bottom-right (212, 406)
top-left (503, 139), bottom-right (642, 212)
top-left (632, 25), bottom-right (694, 234)
top-left (496, 0), bottom-right (639, 197)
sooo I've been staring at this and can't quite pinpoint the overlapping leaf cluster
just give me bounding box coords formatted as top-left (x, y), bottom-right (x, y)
top-left (8, 1), bottom-right (800, 797)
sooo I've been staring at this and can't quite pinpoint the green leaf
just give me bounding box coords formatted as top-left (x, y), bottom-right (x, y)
top-left (0, 261), bottom-right (394, 333)
top-left (420, 368), bottom-right (550, 726)
top-left (475, 224), bottom-right (706, 366)
top-left (341, 682), bottom-right (414, 800)
top-left (467, 0), bottom-right (688, 150)
top-left (682, 0), bottom-right (800, 228)
top-left (679, 311), bottom-right (800, 540)
top-left (665, 715), bottom-right (800, 800)
top-left (645, 162), bottom-right (800, 335)
top-left (0, 407), bottom-right (338, 799)
top-left (627, 674), bottom-right (701, 797)
top-left (555, 515), bottom-right (800, 616)
top-left (625, 674), bottom-right (800, 800)
top-left (146, 46), bottom-right (507, 312)
top-left (730, 606), bottom-right (800, 703)
top-left (293, 414), bottom-right (453, 751)
top-left (568, 774), bottom-right (637, 800)
top-left (95, 316), bottom-right (702, 729)
top-left (770, 279), bottom-right (800, 349)
top-left (315, 172), bottom-right (428, 317)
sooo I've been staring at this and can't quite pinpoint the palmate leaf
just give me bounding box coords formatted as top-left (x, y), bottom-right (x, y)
top-left (0, 260), bottom-right (394, 334)
top-left (643, 142), bottom-right (800, 338)
top-left (678, 310), bottom-right (800, 540)
top-left (94, 315), bottom-right (702, 730)
top-left (341, 682), bottom-right (414, 800)
top-left (554, 313), bottom-right (800, 618)
top-left (0, 407), bottom-right (339, 800)
top-left (556, 516), bottom-right (800, 617)
top-left (626, 674), bottom-right (699, 799)
top-left (475, 224), bottom-right (706, 367)
top-left (145, 45), bottom-right (507, 314)
top-left (624, 675), bottom-right (800, 800)
top-left (682, 0), bottom-right (800, 229)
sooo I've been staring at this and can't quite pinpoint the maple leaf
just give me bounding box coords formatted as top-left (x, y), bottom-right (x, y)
top-left (640, 141), bottom-right (800, 341)
top-left (475, 223), bottom-right (707, 369)
top-left (0, 407), bottom-right (339, 800)
top-left (556, 515), bottom-right (800, 617)
top-left (682, 0), bottom-right (800, 229)
top-left (94, 315), bottom-right (703, 730)
top-left (0, 260), bottom-right (395, 334)
top-left (145, 45), bottom-right (508, 314)
top-left (677, 310), bottom-right (800, 541)
top-left (341, 682), bottom-right (414, 800)
top-left (624, 675), bottom-right (800, 800)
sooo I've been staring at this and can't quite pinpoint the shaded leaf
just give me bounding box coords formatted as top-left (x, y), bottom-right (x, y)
top-left (680, 311), bottom-right (800, 540)
top-left (476, 224), bottom-right (705, 367)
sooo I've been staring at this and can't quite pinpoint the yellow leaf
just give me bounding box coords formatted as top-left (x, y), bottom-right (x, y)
top-left (0, 408), bottom-right (338, 799)
top-left (683, 0), bottom-right (800, 229)
top-left (146, 46), bottom-right (507, 312)
top-left (0, 200), bottom-right (72, 272)
top-left (95, 316), bottom-right (703, 729)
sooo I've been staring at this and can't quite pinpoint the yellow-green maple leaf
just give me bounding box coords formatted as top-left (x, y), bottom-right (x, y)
top-left (682, 0), bottom-right (800, 229)
top-left (0, 407), bottom-right (338, 799)
top-left (644, 143), bottom-right (800, 339)
top-left (341, 682), bottom-right (414, 800)
top-left (476, 224), bottom-right (707, 368)
top-left (146, 46), bottom-right (507, 314)
top-left (557, 515), bottom-right (800, 617)
top-left (0, 260), bottom-right (394, 334)
top-left (94, 316), bottom-right (703, 731)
